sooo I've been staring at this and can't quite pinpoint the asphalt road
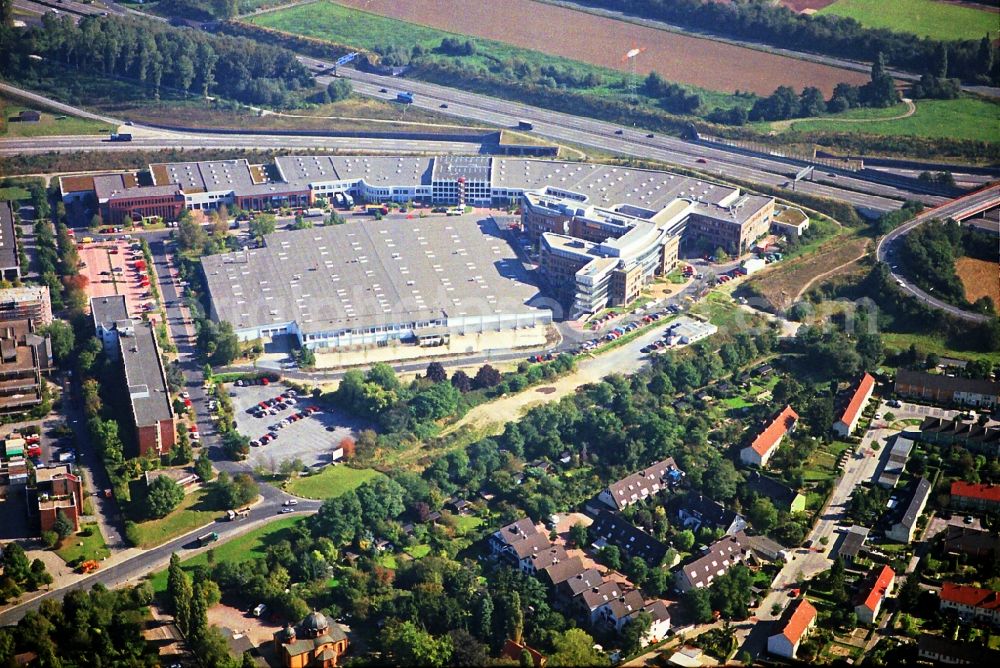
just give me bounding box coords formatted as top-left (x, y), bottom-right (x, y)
top-left (876, 183), bottom-right (1000, 323)
top-left (320, 62), bottom-right (947, 214)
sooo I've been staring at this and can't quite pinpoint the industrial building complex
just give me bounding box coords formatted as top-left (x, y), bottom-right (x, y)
top-left (61, 155), bottom-right (787, 344)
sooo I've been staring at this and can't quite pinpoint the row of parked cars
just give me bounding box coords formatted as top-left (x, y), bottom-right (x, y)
top-left (246, 389), bottom-right (300, 418)
top-left (573, 304), bottom-right (685, 353)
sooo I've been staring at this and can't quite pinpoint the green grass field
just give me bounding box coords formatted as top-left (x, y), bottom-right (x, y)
top-left (284, 465), bottom-right (382, 500)
top-left (128, 488), bottom-right (228, 549)
top-left (786, 97), bottom-right (1000, 143)
top-left (248, 1), bottom-right (742, 110)
top-left (55, 523), bottom-right (111, 565)
top-left (817, 0), bottom-right (997, 42)
top-left (0, 187), bottom-right (30, 201)
top-left (883, 332), bottom-right (1000, 365)
top-left (803, 440), bottom-right (853, 484)
top-left (0, 96), bottom-right (112, 138)
top-left (149, 516), bottom-right (303, 594)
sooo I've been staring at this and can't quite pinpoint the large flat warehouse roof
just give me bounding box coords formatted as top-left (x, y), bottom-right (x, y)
top-left (202, 214), bottom-right (544, 336)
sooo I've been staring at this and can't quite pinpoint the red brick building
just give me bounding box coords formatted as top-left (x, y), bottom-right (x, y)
top-left (34, 465), bottom-right (83, 533)
top-left (105, 185), bottom-right (185, 226)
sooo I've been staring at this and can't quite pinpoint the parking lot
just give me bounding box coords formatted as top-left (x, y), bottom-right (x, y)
top-left (228, 382), bottom-right (362, 469)
top-left (77, 238), bottom-right (154, 318)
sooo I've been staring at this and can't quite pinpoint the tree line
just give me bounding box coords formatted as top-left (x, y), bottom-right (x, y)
top-left (4, 13), bottom-right (315, 107)
top-left (900, 219), bottom-right (996, 313)
top-left (571, 0), bottom-right (997, 83)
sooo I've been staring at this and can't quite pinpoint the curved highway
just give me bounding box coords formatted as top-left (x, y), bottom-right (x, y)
top-left (876, 184), bottom-right (1000, 323)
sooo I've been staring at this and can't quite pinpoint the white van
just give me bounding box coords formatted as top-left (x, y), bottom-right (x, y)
top-left (253, 603), bottom-right (267, 617)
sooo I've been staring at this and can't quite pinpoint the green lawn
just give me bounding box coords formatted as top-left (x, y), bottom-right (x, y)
top-left (803, 440), bottom-right (853, 483)
top-left (0, 97), bottom-right (112, 138)
top-left (284, 465), bottom-right (382, 500)
top-left (405, 544), bottom-right (431, 559)
top-left (128, 488), bottom-right (227, 549)
top-left (452, 514), bottom-right (484, 536)
top-left (882, 332), bottom-right (1000, 365)
top-left (817, 0), bottom-right (997, 42)
top-left (248, 1), bottom-right (741, 110)
top-left (0, 186), bottom-right (30, 201)
top-left (787, 97), bottom-right (1000, 143)
top-left (55, 523), bottom-right (111, 565)
top-left (149, 516), bottom-right (304, 594)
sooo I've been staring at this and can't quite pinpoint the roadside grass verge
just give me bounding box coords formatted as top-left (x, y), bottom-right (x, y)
top-left (148, 516), bottom-right (304, 595)
top-left (55, 523), bottom-right (111, 565)
top-left (817, 0), bottom-right (997, 42)
top-left (126, 487), bottom-right (226, 549)
top-left (786, 97), bottom-right (1000, 143)
top-left (0, 95), bottom-right (112, 138)
top-left (283, 465), bottom-right (382, 500)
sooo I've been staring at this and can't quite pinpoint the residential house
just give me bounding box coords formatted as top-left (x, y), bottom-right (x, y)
top-left (597, 457), bottom-right (684, 511)
top-left (835, 525), bottom-right (870, 564)
top-left (633, 600), bottom-right (671, 645)
top-left (918, 634), bottom-right (1000, 665)
top-left (740, 405), bottom-right (798, 468)
top-left (445, 497), bottom-right (471, 515)
top-left (597, 589), bottom-right (645, 632)
top-left (766, 598), bottom-right (817, 660)
top-left (31, 465), bottom-right (83, 533)
top-left (578, 581), bottom-right (624, 625)
top-left (886, 477), bottom-right (931, 544)
top-left (877, 436), bottom-right (914, 489)
top-left (938, 525), bottom-right (1000, 561)
top-left (833, 372), bottom-right (876, 436)
top-left (558, 567), bottom-right (604, 603)
top-left (895, 369), bottom-right (1000, 408)
top-left (500, 639), bottom-right (547, 668)
top-left (746, 534), bottom-right (789, 563)
top-left (939, 582), bottom-right (1000, 624)
top-left (590, 510), bottom-right (668, 566)
top-left (854, 564), bottom-right (895, 625)
top-left (917, 417), bottom-right (999, 457)
top-left (950, 481), bottom-right (1000, 513)
top-left (490, 517), bottom-right (540, 560)
top-left (540, 556), bottom-right (587, 588)
top-left (522, 544), bottom-right (569, 577)
top-left (674, 532), bottom-right (748, 592)
top-left (509, 532), bottom-right (555, 570)
top-left (744, 471), bottom-right (805, 513)
top-left (677, 494), bottom-right (747, 536)
top-left (272, 611), bottom-right (348, 668)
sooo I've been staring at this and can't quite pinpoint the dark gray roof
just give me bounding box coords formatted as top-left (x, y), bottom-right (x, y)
top-left (591, 510), bottom-right (667, 565)
top-left (120, 320), bottom-right (173, 428)
top-left (300, 611), bottom-right (328, 632)
top-left (896, 368), bottom-right (1000, 398)
top-left (744, 471), bottom-right (800, 509)
top-left (679, 494), bottom-right (746, 534)
top-left (151, 159), bottom-right (258, 192)
top-left (93, 174), bottom-right (130, 202)
top-left (0, 201), bottom-right (17, 271)
top-left (91, 295), bottom-right (130, 330)
top-left (836, 525), bottom-right (870, 560)
top-left (560, 567), bottom-right (603, 598)
top-left (493, 518), bottom-right (538, 547)
top-left (678, 533), bottom-right (747, 589)
top-left (895, 477), bottom-right (932, 531)
top-left (107, 184), bottom-right (181, 201)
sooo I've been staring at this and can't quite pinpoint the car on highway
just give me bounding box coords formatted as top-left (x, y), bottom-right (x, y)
top-left (283, 499), bottom-right (299, 506)
top-left (379, 88), bottom-right (387, 93)
top-left (440, 103), bottom-right (448, 108)
top-left (614, 129), bottom-right (623, 135)
top-left (280, 507), bottom-right (294, 514)
top-left (646, 133), bottom-right (654, 138)
top-left (696, 158), bottom-right (707, 163)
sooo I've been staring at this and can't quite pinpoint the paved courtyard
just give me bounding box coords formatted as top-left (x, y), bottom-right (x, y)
top-left (228, 382), bottom-right (362, 470)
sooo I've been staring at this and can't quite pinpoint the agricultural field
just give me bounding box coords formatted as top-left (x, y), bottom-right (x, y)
top-left (251, 0), bottom-right (868, 97)
top-left (0, 96), bottom-right (111, 138)
top-left (785, 97), bottom-right (1000, 143)
top-left (816, 0), bottom-right (998, 42)
top-left (956, 256), bottom-right (1000, 306)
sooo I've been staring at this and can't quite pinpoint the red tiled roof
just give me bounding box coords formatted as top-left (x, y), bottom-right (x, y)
top-left (941, 582), bottom-right (1000, 610)
top-left (951, 481), bottom-right (1000, 504)
top-left (750, 405), bottom-right (799, 456)
top-left (859, 565), bottom-right (895, 612)
top-left (839, 373), bottom-right (875, 426)
top-left (500, 639), bottom-right (546, 667)
top-left (779, 598), bottom-right (817, 644)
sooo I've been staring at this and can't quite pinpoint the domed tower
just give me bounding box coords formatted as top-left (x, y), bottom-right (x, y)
top-left (299, 611), bottom-right (330, 639)
top-left (273, 622), bottom-right (296, 651)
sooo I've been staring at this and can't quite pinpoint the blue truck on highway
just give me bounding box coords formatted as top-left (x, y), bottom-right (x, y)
top-left (396, 92), bottom-right (414, 103)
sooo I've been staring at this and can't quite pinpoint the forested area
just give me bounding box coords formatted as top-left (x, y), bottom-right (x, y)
top-left (900, 219), bottom-right (996, 313)
top-left (1, 14), bottom-right (315, 108)
top-left (0, 584), bottom-right (161, 666)
top-left (572, 0), bottom-right (997, 82)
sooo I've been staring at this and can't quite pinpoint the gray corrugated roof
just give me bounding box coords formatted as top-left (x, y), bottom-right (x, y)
top-left (119, 320), bottom-right (173, 428)
top-left (0, 201), bottom-right (16, 271)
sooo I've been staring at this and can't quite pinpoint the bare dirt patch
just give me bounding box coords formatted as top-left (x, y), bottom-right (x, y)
top-left (334, 0), bottom-right (869, 96)
top-left (746, 236), bottom-right (871, 312)
top-left (956, 256), bottom-right (1000, 306)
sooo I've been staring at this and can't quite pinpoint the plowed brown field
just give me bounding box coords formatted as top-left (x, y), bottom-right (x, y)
top-left (956, 256), bottom-right (1000, 306)
top-left (334, 0), bottom-right (869, 96)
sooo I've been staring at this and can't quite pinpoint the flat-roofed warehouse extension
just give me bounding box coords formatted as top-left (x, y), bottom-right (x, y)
top-left (202, 214), bottom-right (550, 351)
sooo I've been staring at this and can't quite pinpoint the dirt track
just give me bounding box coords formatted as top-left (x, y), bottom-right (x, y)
top-left (335, 0), bottom-right (869, 96)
